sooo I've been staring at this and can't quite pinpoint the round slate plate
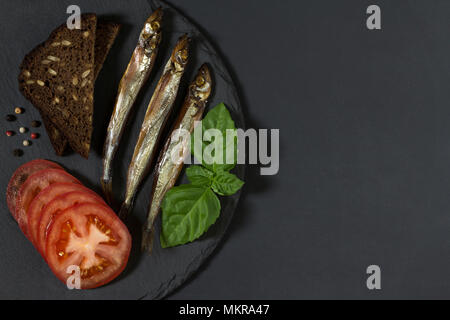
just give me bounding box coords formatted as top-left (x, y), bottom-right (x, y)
top-left (0, 0), bottom-right (244, 299)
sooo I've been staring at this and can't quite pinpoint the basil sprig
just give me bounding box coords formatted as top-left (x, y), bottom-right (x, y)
top-left (160, 103), bottom-right (244, 248)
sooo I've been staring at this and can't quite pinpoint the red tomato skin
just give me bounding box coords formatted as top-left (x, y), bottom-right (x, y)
top-left (28, 183), bottom-right (105, 247)
top-left (45, 203), bottom-right (131, 289)
top-left (15, 169), bottom-right (81, 237)
top-left (6, 160), bottom-right (62, 219)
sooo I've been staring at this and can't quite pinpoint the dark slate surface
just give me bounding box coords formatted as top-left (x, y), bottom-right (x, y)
top-left (0, 0), bottom-right (244, 299)
top-left (167, 0), bottom-right (450, 299)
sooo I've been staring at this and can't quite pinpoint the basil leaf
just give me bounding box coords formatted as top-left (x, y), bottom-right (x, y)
top-left (211, 171), bottom-right (245, 196)
top-left (191, 103), bottom-right (237, 172)
top-left (160, 103), bottom-right (244, 249)
top-left (160, 185), bottom-right (221, 248)
top-left (186, 165), bottom-right (214, 187)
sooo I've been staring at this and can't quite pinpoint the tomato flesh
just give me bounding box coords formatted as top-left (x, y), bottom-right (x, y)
top-left (28, 183), bottom-right (105, 247)
top-left (16, 169), bottom-right (81, 236)
top-left (45, 203), bottom-right (131, 289)
top-left (37, 191), bottom-right (106, 255)
top-left (6, 160), bottom-right (62, 219)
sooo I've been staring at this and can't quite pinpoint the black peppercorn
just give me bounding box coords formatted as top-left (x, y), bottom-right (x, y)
top-left (13, 149), bottom-right (23, 157)
top-left (31, 120), bottom-right (41, 128)
top-left (6, 114), bottom-right (16, 122)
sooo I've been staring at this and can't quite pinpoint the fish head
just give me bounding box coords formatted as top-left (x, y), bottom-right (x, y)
top-left (191, 64), bottom-right (212, 101)
top-left (172, 34), bottom-right (190, 71)
top-left (141, 8), bottom-right (163, 52)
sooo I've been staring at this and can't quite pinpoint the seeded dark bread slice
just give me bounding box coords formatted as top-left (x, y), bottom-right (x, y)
top-left (42, 114), bottom-right (67, 155)
top-left (94, 22), bottom-right (121, 78)
top-left (19, 13), bottom-right (97, 158)
top-left (42, 21), bottom-right (121, 156)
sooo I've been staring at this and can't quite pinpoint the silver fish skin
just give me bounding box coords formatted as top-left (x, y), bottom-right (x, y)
top-left (119, 34), bottom-right (190, 220)
top-left (101, 8), bottom-right (163, 205)
top-left (141, 64), bottom-right (212, 253)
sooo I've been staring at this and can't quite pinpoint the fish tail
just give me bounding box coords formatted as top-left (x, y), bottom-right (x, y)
top-left (101, 178), bottom-right (114, 205)
top-left (141, 203), bottom-right (161, 253)
top-left (141, 226), bottom-right (156, 254)
top-left (118, 198), bottom-right (133, 221)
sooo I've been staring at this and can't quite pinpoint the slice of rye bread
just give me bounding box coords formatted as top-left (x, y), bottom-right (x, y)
top-left (41, 21), bottom-right (121, 156)
top-left (94, 22), bottom-right (121, 78)
top-left (19, 13), bottom-right (97, 158)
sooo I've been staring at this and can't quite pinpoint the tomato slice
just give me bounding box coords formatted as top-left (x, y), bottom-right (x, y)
top-left (28, 183), bottom-right (105, 247)
top-left (6, 160), bottom-right (63, 219)
top-left (16, 169), bottom-right (81, 236)
top-left (37, 190), bottom-right (106, 255)
top-left (45, 203), bottom-right (131, 289)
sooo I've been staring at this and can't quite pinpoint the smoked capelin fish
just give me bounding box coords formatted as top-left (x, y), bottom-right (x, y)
top-left (101, 8), bottom-right (163, 204)
top-left (119, 34), bottom-right (191, 220)
top-left (141, 64), bottom-right (212, 253)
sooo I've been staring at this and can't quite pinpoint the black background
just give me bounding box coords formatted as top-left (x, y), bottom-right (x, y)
top-left (168, 0), bottom-right (450, 299)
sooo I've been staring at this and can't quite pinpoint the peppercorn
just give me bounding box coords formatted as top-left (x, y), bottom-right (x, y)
top-left (31, 120), bottom-right (41, 128)
top-left (19, 127), bottom-right (27, 133)
top-left (14, 107), bottom-right (23, 114)
top-left (30, 133), bottom-right (39, 139)
top-left (22, 140), bottom-right (30, 146)
top-left (6, 114), bottom-right (16, 122)
top-left (6, 130), bottom-right (14, 137)
top-left (13, 149), bottom-right (23, 157)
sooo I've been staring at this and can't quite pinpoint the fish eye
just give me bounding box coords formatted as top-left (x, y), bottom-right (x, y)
top-left (151, 21), bottom-right (160, 30)
top-left (196, 76), bottom-right (205, 87)
top-left (180, 49), bottom-right (188, 61)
